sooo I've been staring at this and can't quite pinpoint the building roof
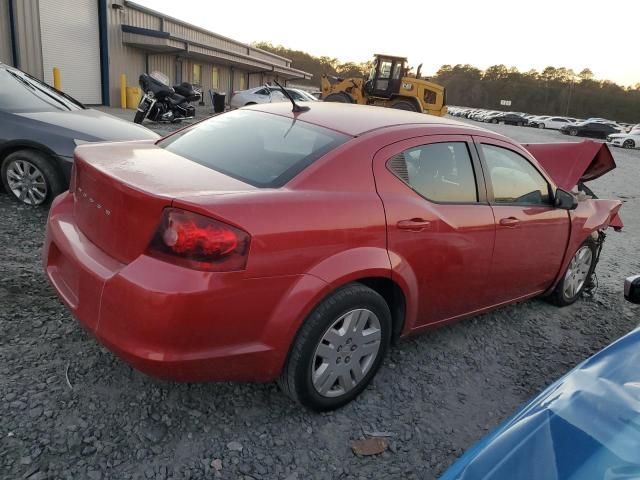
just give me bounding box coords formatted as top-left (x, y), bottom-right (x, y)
top-left (122, 1), bottom-right (312, 80)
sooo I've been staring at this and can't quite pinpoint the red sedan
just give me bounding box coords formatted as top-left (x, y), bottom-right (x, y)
top-left (43, 103), bottom-right (622, 410)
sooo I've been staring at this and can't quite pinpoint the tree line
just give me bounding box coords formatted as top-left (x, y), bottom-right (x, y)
top-left (254, 42), bottom-right (639, 123)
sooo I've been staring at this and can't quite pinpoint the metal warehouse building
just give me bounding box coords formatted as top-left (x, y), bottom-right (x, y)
top-left (0, 0), bottom-right (312, 106)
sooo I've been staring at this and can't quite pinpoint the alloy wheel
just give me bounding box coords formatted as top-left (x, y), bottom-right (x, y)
top-left (311, 309), bottom-right (382, 398)
top-left (563, 246), bottom-right (593, 299)
top-left (5, 159), bottom-right (48, 205)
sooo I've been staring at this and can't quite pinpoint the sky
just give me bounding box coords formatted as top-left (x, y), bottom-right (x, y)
top-left (134, 0), bottom-right (640, 86)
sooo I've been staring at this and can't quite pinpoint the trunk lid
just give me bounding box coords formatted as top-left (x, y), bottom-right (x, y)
top-left (523, 140), bottom-right (616, 191)
top-left (72, 141), bottom-right (255, 264)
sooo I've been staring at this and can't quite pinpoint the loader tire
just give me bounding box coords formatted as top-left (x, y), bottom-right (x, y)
top-left (324, 92), bottom-right (353, 103)
top-left (391, 100), bottom-right (419, 112)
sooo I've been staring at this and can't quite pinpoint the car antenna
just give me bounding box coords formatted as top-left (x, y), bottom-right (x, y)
top-left (273, 80), bottom-right (309, 113)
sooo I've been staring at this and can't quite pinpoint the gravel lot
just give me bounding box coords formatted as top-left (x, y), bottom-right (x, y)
top-left (1, 116), bottom-right (639, 480)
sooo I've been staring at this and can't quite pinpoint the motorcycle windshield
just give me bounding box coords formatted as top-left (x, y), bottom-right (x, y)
top-left (150, 71), bottom-right (170, 86)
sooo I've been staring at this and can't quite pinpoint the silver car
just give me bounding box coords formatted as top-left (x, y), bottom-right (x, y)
top-left (230, 86), bottom-right (318, 108)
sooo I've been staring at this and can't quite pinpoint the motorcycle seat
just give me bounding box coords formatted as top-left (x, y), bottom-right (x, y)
top-left (168, 94), bottom-right (186, 106)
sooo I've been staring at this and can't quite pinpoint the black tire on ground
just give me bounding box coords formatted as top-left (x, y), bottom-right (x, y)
top-left (391, 100), bottom-right (419, 112)
top-left (1, 149), bottom-right (64, 206)
top-left (323, 92), bottom-right (353, 103)
top-left (623, 139), bottom-right (635, 149)
top-left (244, 102), bottom-right (257, 106)
top-left (547, 237), bottom-right (598, 307)
top-left (278, 283), bottom-right (392, 411)
top-left (133, 109), bottom-right (146, 124)
top-left (569, 128), bottom-right (579, 136)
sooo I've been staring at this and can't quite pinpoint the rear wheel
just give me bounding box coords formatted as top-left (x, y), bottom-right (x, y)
top-left (569, 128), bottom-right (579, 136)
top-left (391, 100), bottom-right (419, 112)
top-left (278, 283), bottom-right (391, 411)
top-left (323, 92), bottom-right (353, 103)
top-left (1, 150), bottom-right (63, 206)
top-left (548, 238), bottom-right (598, 306)
top-left (491, 119), bottom-right (498, 124)
top-left (623, 139), bottom-right (635, 149)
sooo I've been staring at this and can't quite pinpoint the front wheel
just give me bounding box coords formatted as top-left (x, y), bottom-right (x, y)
top-left (548, 238), bottom-right (598, 306)
top-left (623, 139), bottom-right (635, 149)
top-left (1, 150), bottom-right (63, 206)
top-left (323, 92), bottom-right (353, 103)
top-left (538, 123), bottom-right (545, 129)
top-left (278, 283), bottom-right (391, 411)
top-left (133, 109), bottom-right (146, 124)
top-left (569, 128), bottom-right (579, 136)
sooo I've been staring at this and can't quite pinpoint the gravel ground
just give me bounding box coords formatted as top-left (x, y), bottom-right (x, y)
top-left (1, 117), bottom-right (639, 480)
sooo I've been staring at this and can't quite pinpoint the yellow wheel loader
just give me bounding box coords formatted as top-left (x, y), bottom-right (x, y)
top-left (321, 54), bottom-right (447, 116)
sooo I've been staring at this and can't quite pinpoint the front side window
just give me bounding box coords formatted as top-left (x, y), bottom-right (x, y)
top-left (160, 110), bottom-right (349, 188)
top-left (388, 142), bottom-right (478, 203)
top-left (481, 144), bottom-right (550, 205)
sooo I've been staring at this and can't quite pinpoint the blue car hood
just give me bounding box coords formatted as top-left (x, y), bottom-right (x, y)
top-left (17, 108), bottom-right (159, 143)
top-left (440, 327), bottom-right (640, 480)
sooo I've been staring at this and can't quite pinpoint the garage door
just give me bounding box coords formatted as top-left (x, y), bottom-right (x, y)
top-left (39, 0), bottom-right (102, 104)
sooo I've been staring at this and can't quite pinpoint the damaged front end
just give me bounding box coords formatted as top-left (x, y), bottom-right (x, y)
top-left (524, 140), bottom-right (623, 295)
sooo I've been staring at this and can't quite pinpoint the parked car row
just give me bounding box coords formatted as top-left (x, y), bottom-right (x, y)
top-left (448, 106), bottom-right (640, 147)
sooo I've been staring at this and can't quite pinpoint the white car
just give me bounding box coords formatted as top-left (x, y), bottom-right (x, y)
top-left (607, 132), bottom-right (640, 149)
top-left (230, 86), bottom-right (318, 108)
top-left (537, 116), bottom-right (576, 130)
top-left (527, 115), bottom-right (551, 127)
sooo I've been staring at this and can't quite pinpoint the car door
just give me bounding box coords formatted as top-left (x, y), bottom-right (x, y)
top-left (549, 117), bottom-right (567, 130)
top-left (373, 135), bottom-right (496, 327)
top-left (475, 137), bottom-right (571, 304)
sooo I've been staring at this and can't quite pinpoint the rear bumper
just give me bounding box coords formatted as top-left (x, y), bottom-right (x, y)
top-left (43, 192), bottom-right (323, 382)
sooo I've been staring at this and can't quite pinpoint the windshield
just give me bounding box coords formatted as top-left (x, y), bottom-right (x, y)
top-left (0, 67), bottom-right (84, 113)
top-left (150, 71), bottom-right (170, 86)
top-left (159, 110), bottom-right (350, 188)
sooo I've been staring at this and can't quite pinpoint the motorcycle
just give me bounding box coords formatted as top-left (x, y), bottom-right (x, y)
top-left (134, 71), bottom-right (201, 124)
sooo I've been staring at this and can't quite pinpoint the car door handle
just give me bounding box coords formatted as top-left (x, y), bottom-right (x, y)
top-left (397, 219), bottom-right (432, 231)
top-left (499, 217), bottom-right (520, 227)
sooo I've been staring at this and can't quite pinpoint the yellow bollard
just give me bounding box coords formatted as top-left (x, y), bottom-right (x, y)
top-left (120, 74), bottom-right (127, 109)
top-left (53, 67), bottom-right (61, 90)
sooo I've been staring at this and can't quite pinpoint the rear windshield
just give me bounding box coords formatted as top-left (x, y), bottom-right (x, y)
top-left (159, 110), bottom-right (350, 187)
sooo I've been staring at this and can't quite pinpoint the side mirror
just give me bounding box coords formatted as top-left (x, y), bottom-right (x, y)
top-left (625, 275), bottom-right (640, 304)
top-left (554, 188), bottom-right (578, 210)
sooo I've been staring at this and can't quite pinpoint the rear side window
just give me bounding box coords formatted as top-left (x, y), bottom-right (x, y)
top-left (388, 142), bottom-right (478, 203)
top-left (160, 110), bottom-right (349, 187)
top-left (481, 144), bottom-right (551, 205)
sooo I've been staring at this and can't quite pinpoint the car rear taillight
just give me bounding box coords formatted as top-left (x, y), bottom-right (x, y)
top-left (147, 208), bottom-right (250, 271)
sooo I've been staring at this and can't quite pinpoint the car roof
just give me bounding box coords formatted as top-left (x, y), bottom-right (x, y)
top-left (245, 102), bottom-right (476, 136)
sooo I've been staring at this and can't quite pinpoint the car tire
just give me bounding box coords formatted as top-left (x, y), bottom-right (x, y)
top-left (278, 283), bottom-right (392, 411)
top-left (390, 100), bottom-right (419, 112)
top-left (548, 237), bottom-right (598, 307)
top-left (491, 119), bottom-right (498, 124)
top-left (244, 102), bottom-right (257, 106)
top-left (538, 123), bottom-right (545, 129)
top-left (623, 139), bottom-right (635, 149)
top-left (1, 150), bottom-right (64, 206)
top-left (323, 92), bottom-right (353, 103)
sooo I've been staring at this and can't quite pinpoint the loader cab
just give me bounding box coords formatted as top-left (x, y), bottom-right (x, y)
top-left (366, 54), bottom-right (407, 98)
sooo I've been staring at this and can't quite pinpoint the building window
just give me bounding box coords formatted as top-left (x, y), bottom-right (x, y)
top-left (212, 67), bottom-right (219, 89)
top-left (192, 64), bottom-right (202, 85)
top-left (239, 74), bottom-right (246, 90)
